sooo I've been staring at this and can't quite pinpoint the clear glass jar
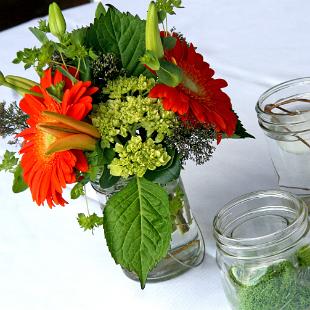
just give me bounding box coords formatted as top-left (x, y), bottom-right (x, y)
top-left (256, 78), bottom-right (310, 197)
top-left (213, 190), bottom-right (310, 310)
top-left (92, 177), bottom-right (205, 282)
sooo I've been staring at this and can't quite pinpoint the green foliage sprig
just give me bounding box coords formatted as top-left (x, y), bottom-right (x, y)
top-left (0, 150), bottom-right (28, 193)
top-left (13, 20), bottom-right (96, 79)
top-left (0, 151), bottom-right (18, 173)
top-left (155, 0), bottom-right (183, 15)
top-left (77, 213), bottom-right (103, 231)
top-left (0, 101), bottom-right (28, 144)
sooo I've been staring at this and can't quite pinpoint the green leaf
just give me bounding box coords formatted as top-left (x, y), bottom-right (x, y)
top-left (0, 150), bottom-right (18, 172)
top-left (99, 165), bottom-right (120, 189)
top-left (12, 163), bottom-right (28, 193)
top-left (144, 149), bottom-right (181, 184)
top-left (234, 117), bottom-right (255, 139)
top-left (222, 112), bottom-right (254, 139)
top-left (29, 27), bottom-right (49, 43)
top-left (77, 213), bottom-right (103, 231)
top-left (38, 19), bottom-right (50, 32)
top-left (86, 6), bottom-right (151, 77)
top-left (157, 10), bottom-right (167, 23)
top-left (155, 0), bottom-right (184, 15)
top-left (79, 57), bottom-right (91, 81)
top-left (161, 36), bottom-right (176, 50)
top-left (95, 2), bottom-right (107, 19)
top-left (102, 148), bottom-right (115, 164)
top-left (157, 60), bottom-right (183, 87)
top-left (140, 50), bottom-right (160, 71)
top-left (104, 177), bottom-right (171, 288)
top-left (56, 65), bottom-right (78, 84)
top-left (70, 28), bottom-right (87, 46)
top-left (71, 182), bottom-right (85, 199)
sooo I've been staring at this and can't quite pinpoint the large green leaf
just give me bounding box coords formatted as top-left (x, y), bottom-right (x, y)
top-left (86, 6), bottom-right (151, 77)
top-left (103, 177), bottom-right (171, 288)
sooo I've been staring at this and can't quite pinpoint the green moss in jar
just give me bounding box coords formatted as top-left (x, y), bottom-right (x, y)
top-left (229, 246), bottom-right (310, 310)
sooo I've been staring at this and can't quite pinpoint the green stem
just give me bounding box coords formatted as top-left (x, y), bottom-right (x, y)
top-left (59, 51), bottom-right (68, 70)
top-left (175, 209), bottom-right (190, 234)
top-left (76, 58), bottom-right (81, 78)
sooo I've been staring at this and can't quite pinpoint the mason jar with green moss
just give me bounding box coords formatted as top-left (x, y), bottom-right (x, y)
top-left (213, 190), bottom-right (310, 310)
top-left (92, 176), bottom-right (205, 282)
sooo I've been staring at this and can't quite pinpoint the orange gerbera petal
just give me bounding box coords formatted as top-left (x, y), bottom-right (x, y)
top-left (18, 68), bottom-right (97, 208)
top-left (149, 33), bottom-right (237, 139)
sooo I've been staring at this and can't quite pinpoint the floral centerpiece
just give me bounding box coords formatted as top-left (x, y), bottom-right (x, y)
top-left (0, 1), bottom-right (253, 288)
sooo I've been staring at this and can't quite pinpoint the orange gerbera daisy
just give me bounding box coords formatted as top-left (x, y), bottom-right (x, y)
top-left (17, 68), bottom-right (98, 208)
top-left (149, 33), bottom-right (237, 138)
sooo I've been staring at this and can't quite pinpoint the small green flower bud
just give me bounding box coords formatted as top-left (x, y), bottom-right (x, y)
top-left (145, 1), bottom-right (164, 59)
top-left (48, 2), bottom-right (66, 39)
top-left (5, 75), bottom-right (38, 90)
top-left (0, 71), bottom-right (5, 85)
top-left (0, 72), bottom-right (42, 97)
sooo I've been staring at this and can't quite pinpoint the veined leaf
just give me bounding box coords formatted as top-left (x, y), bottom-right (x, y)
top-left (103, 177), bottom-right (171, 288)
top-left (95, 2), bottom-right (107, 19)
top-left (157, 60), bottom-right (182, 87)
top-left (29, 27), bottom-right (49, 44)
top-left (86, 6), bottom-right (151, 77)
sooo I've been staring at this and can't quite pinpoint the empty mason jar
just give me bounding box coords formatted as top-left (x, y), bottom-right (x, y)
top-left (213, 190), bottom-right (310, 310)
top-left (256, 78), bottom-right (310, 197)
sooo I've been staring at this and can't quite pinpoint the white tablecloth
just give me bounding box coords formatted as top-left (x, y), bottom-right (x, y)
top-left (0, 1), bottom-right (309, 309)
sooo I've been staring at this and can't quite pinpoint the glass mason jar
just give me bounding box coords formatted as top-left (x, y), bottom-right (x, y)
top-left (92, 176), bottom-right (205, 282)
top-left (213, 190), bottom-right (310, 310)
top-left (256, 78), bottom-right (310, 198)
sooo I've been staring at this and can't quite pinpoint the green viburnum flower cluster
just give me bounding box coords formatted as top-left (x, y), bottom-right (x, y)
top-left (109, 136), bottom-right (171, 178)
top-left (102, 75), bottom-right (156, 99)
top-left (91, 75), bottom-right (179, 178)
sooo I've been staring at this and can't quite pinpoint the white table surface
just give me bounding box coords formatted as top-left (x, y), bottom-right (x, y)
top-left (0, 1), bottom-right (309, 309)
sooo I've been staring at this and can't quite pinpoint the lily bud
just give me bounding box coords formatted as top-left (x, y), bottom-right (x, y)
top-left (0, 71), bottom-right (5, 85)
top-left (0, 72), bottom-right (42, 97)
top-left (5, 75), bottom-right (38, 90)
top-left (42, 111), bottom-right (101, 138)
top-left (145, 1), bottom-right (164, 59)
top-left (45, 133), bottom-right (97, 155)
top-left (48, 2), bottom-right (66, 39)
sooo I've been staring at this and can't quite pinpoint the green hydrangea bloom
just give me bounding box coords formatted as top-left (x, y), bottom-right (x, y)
top-left (102, 75), bottom-right (156, 99)
top-left (91, 75), bottom-right (178, 149)
top-left (109, 136), bottom-right (171, 178)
